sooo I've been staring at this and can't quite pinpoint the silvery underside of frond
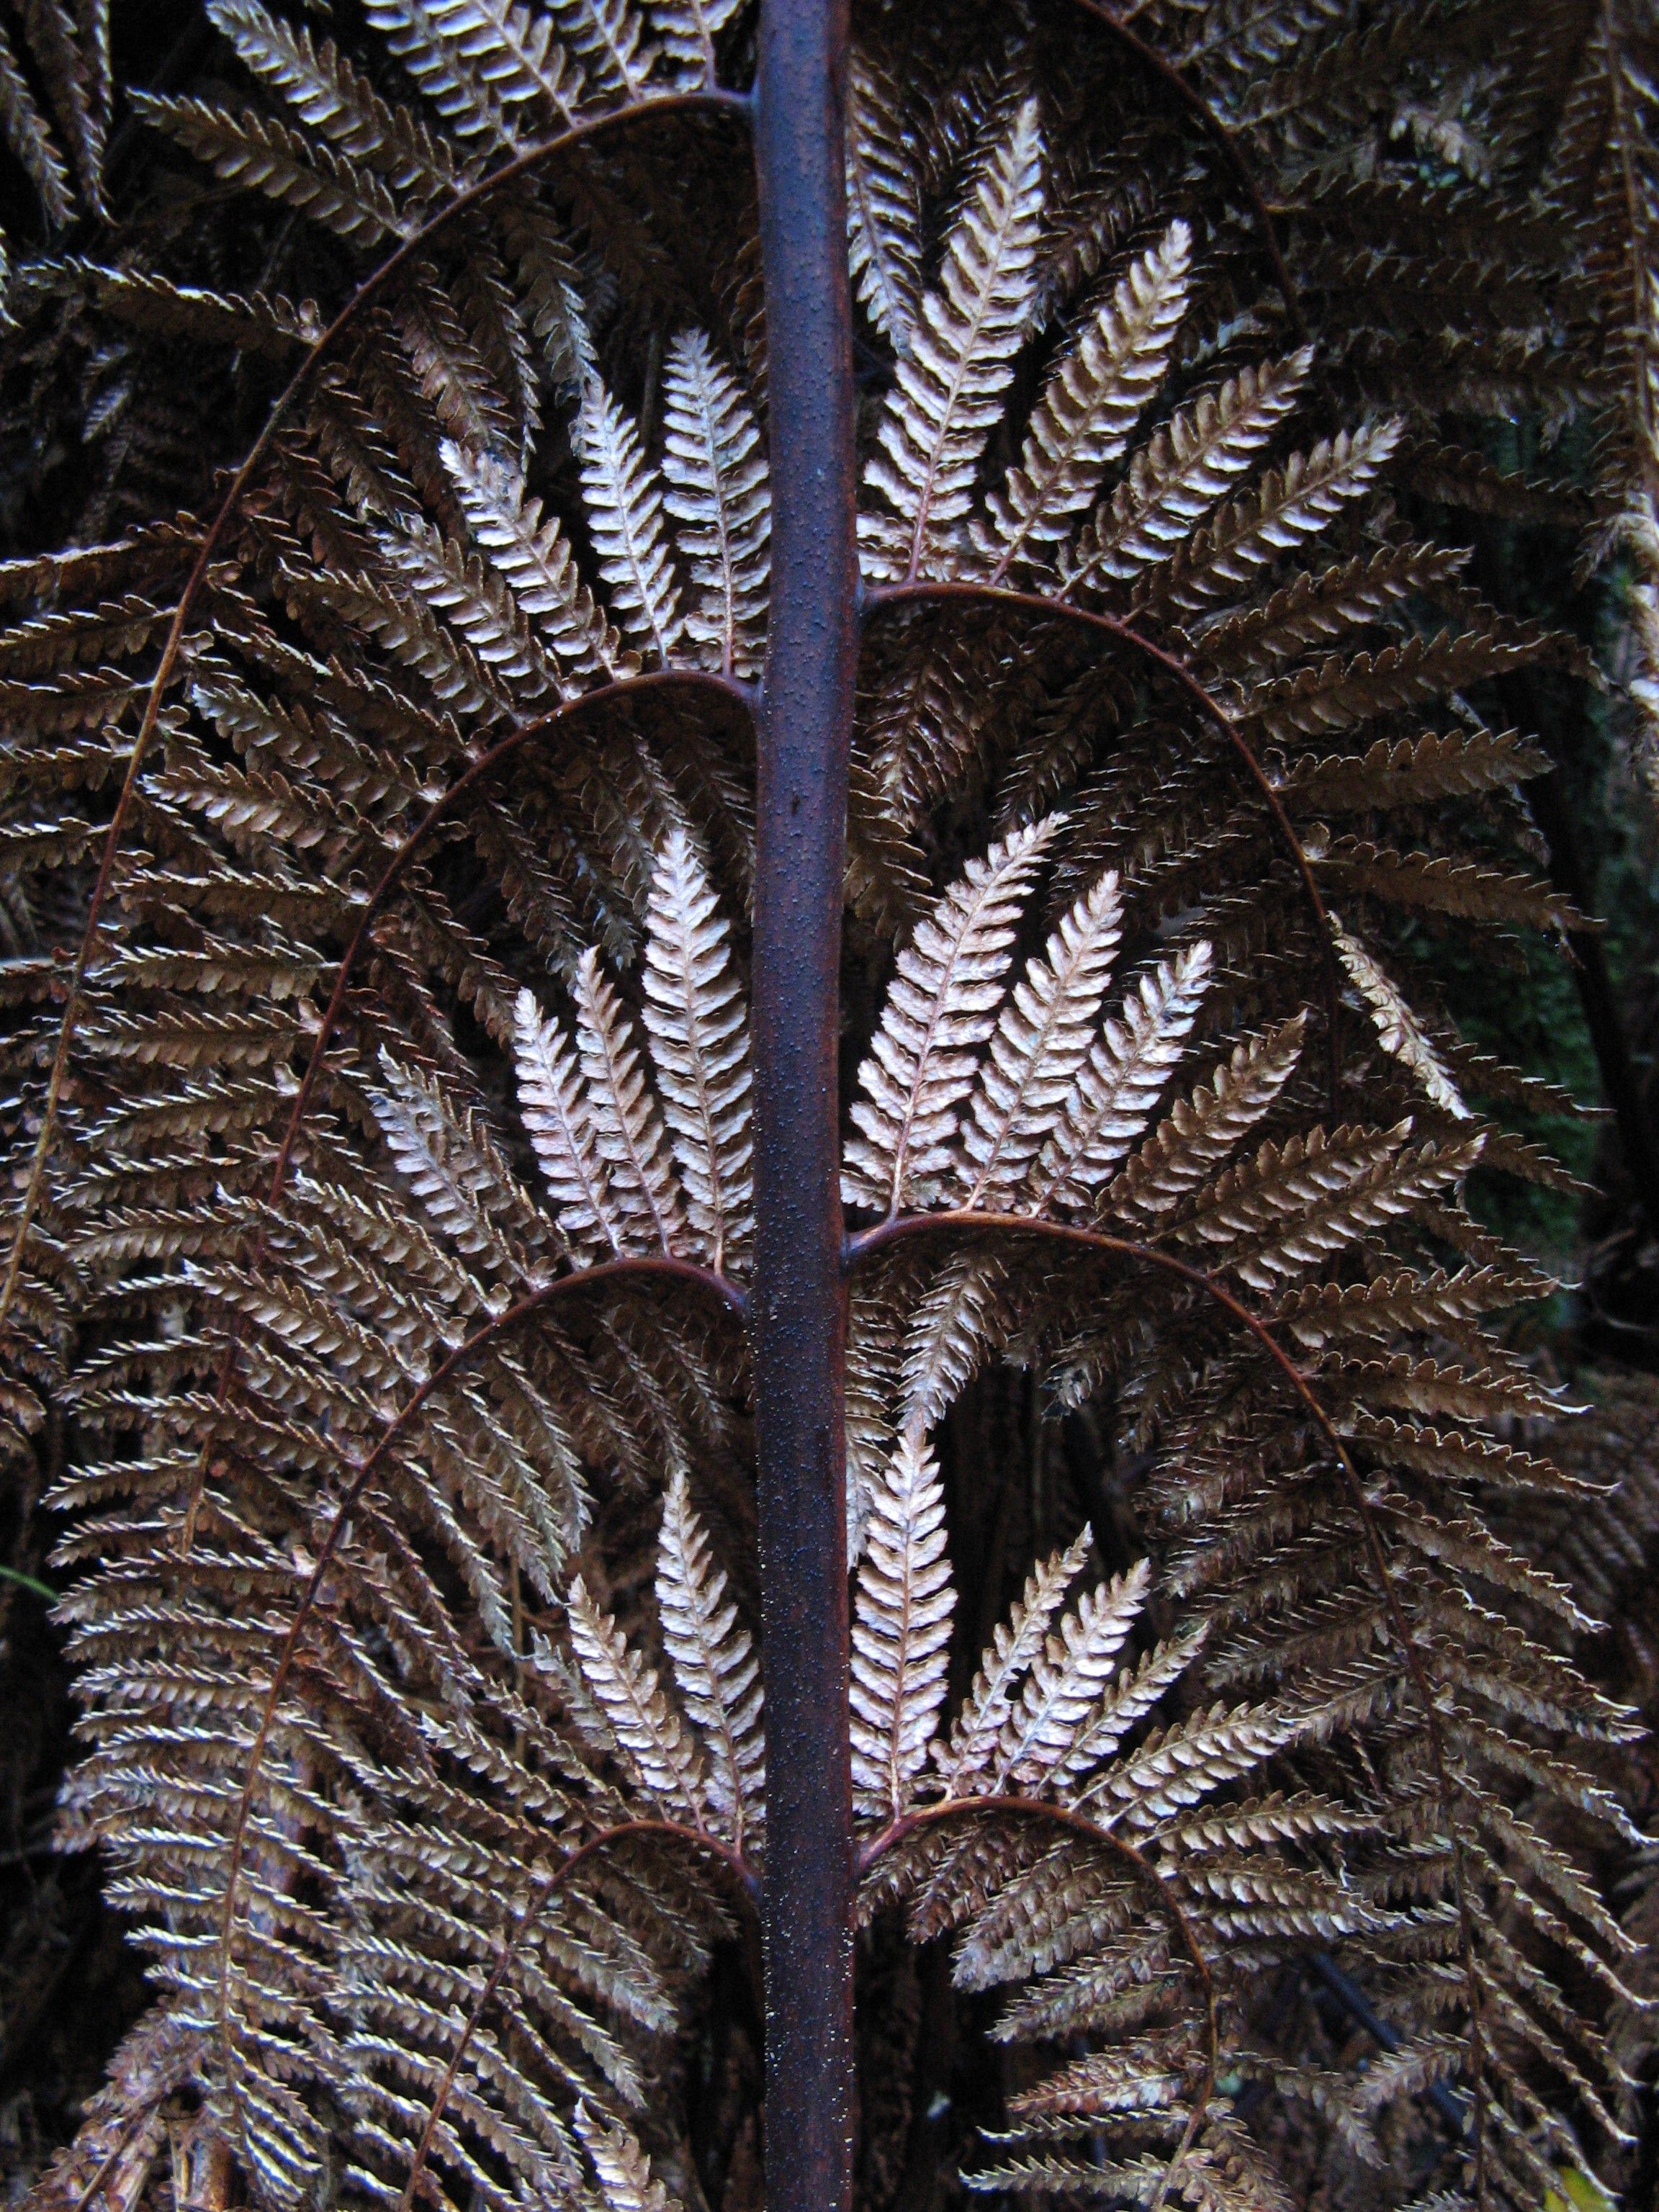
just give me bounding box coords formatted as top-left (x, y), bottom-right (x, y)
top-left (0, 3), bottom-right (1650, 2211)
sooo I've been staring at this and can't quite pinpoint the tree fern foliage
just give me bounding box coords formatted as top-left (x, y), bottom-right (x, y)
top-left (0, 4), bottom-right (1654, 2211)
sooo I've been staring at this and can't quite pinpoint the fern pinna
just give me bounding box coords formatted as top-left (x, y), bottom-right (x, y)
top-left (0, 4), bottom-right (1651, 2211)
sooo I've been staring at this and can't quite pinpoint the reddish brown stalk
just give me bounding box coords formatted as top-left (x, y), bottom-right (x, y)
top-left (214, 1256), bottom-right (745, 2164)
top-left (0, 86), bottom-right (752, 1328)
top-left (844, 1208), bottom-right (1488, 2182)
top-left (395, 1820), bottom-right (758, 2212)
top-left (859, 1791), bottom-right (1218, 2212)
top-left (751, 4), bottom-right (861, 2209)
top-left (862, 578), bottom-right (1346, 1122)
top-left (179, 667), bottom-right (754, 1550)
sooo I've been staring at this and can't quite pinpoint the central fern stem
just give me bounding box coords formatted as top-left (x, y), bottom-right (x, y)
top-left (752, 4), bottom-right (860, 2208)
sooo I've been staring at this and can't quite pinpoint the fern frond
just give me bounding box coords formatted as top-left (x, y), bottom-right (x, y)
top-left (850, 1432), bottom-right (956, 1821)
top-left (971, 222), bottom-right (1192, 585)
top-left (207, 0), bottom-right (462, 205)
top-left (1110, 1014), bottom-right (1308, 1226)
top-left (942, 1531), bottom-right (1091, 1795)
top-left (899, 1247), bottom-right (1012, 1437)
top-left (444, 438), bottom-right (631, 683)
top-left (1062, 349), bottom-right (1313, 595)
top-left (844, 817), bottom-right (1060, 1215)
top-left (573, 947), bottom-right (688, 1256)
top-left (362, 0), bottom-right (575, 145)
top-left (1330, 920), bottom-right (1470, 1120)
top-left (371, 1050), bottom-right (548, 1274)
top-left (0, 22), bottom-right (74, 227)
top-left (577, 384), bottom-right (686, 665)
top-left (568, 1578), bottom-right (708, 1825)
top-left (860, 97), bottom-right (1046, 583)
top-left (513, 986), bottom-right (622, 1259)
top-left (1158, 419), bottom-right (1405, 613)
top-left (640, 828), bottom-right (752, 1272)
top-left (1025, 942), bottom-right (1214, 1215)
top-left (655, 1471), bottom-right (763, 1848)
top-left (993, 1557), bottom-right (1151, 1794)
top-left (953, 868), bottom-right (1124, 1209)
top-left (847, 45), bottom-right (924, 355)
top-left (130, 92), bottom-right (410, 244)
top-left (660, 331), bottom-right (769, 680)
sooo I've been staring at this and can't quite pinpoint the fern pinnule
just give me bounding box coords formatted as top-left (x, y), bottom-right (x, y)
top-left (899, 1247), bottom-right (1013, 1439)
top-left (1178, 1123), bottom-right (1485, 1290)
top-left (660, 330), bottom-right (770, 680)
top-left (549, 0), bottom-right (657, 107)
top-left (1158, 418), bottom-right (1406, 613)
top-left (573, 948), bottom-right (688, 1257)
top-left (952, 1838), bottom-right (1140, 1992)
top-left (1109, 1013), bottom-right (1308, 1226)
top-left (207, 0), bottom-right (462, 207)
top-left (0, 20), bottom-right (76, 230)
top-left (1024, 940), bottom-right (1215, 1216)
top-left (640, 828), bottom-right (752, 1272)
top-left (361, 0), bottom-right (575, 147)
top-left (971, 220), bottom-right (1192, 586)
top-left (130, 91), bottom-right (412, 246)
top-left (444, 439), bottom-right (630, 682)
top-left (575, 2103), bottom-right (679, 2212)
top-left (1279, 726), bottom-right (1550, 814)
top-left (952, 866), bottom-right (1124, 1210)
top-left (843, 815), bottom-right (1061, 1215)
top-left (577, 384), bottom-right (686, 666)
top-left (656, 1471), bottom-right (763, 1849)
top-left (372, 1050), bottom-right (549, 1274)
top-left (376, 514), bottom-right (559, 695)
top-left (860, 96), bottom-right (1046, 583)
top-left (850, 1431), bottom-right (956, 1821)
top-left (1054, 1632), bottom-right (1208, 1795)
top-left (1082, 1699), bottom-right (1303, 1830)
top-left (652, 0), bottom-right (742, 88)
